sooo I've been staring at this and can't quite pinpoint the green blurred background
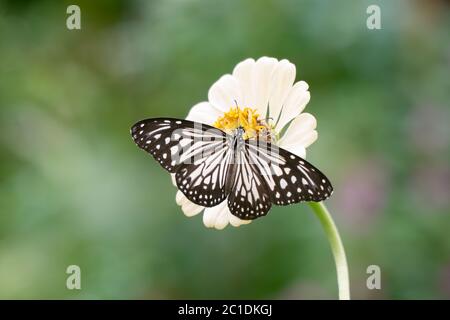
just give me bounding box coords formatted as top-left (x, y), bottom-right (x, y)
top-left (0, 0), bottom-right (449, 299)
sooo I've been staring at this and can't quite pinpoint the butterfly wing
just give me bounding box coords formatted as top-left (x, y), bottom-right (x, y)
top-left (227, 144), bottom-right (272, 220)
top-left (175, 138), bottom-right (235, 208)
top-left (131, 118), bottom-right (226, 172)
top-left (131, 118), bottom-right (333, 219)
top-left (246, 138), bottom-right (333, 206)
top-left (131, 118), bottom-right (234, 207)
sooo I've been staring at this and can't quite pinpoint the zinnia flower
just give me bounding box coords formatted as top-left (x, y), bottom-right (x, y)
top-left (172, 57), bottom-right (318, 229)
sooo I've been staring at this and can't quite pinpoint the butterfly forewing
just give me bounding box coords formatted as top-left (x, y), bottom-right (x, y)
top-left (246, 138), bottom-right (333, 206)
top-left (131, 118), bottom-right (234, 207)
top-left (131, 118), bottom-right (226, 172)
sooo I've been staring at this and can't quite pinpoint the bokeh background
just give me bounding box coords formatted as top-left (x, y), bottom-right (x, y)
top-left (0, 0), bottom-right (449, 299)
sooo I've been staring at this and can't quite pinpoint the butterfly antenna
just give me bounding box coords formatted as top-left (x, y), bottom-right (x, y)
top-left (234, 99), bottom-right (241, 127)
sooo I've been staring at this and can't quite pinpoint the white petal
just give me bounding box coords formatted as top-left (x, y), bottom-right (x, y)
top-left (208, 74), bottom-right (242, 112)
top-left (278, 113), bottom-right (317, 147)
top-left (232, 58), bottom-right (255, 107)
top-left (301, 130), bottom-right (318, 148)
top-left (279, 144), bottom-right (306, 159)
top-left (202, 199), bottom-right (253, 229)
top-left (251, 57), bottom-right (278, 117)
top-left (268, 59), bottom-right (296, 123)
top-left (175, 190), bottom-right (185, 206)
top-left (279, 130), bottom-right (317, 152)
top-left (175, 190), bottom-right (204, 217)
top-left (186, 101), bottom-right (222, 126)
top-left (181, 200), bottom-right (204, 217)
top-left (275, 81), bottom-right (310, 133)
top-left (204, 201), bottom-right (251, 230)
top-left (203, 201), bottom-right (226, 228)
top-left (229, 213), bottom-right (252, 227)
top-left (214, 205), bottom-right (231, 230)
top-left (282, 131), bottom-right (317, 154)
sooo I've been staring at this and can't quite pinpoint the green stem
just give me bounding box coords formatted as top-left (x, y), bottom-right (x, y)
top-left (308, 202), bottom-right (350, 300)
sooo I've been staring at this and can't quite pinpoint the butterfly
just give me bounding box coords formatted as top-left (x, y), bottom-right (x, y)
top-left (131, 118), bottom-right (333, 220)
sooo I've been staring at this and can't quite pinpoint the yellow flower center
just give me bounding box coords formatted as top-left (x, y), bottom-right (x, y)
top-left (213, 107), bottom-right (273, 140)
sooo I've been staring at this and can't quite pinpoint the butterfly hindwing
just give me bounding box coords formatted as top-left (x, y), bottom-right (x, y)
top-left (227, 146), bottom-right (272, 219)
top-left (175, 140), bottom-right (235, 207)
top-left (246, 138), bottom-right (333, 206)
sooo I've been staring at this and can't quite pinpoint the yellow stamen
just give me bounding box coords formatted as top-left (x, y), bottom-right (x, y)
top-left (213, 107), bottom-right (271, 140)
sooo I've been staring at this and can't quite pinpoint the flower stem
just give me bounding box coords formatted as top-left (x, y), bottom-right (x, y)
top-left (308, 202), bottom-right (350, 300)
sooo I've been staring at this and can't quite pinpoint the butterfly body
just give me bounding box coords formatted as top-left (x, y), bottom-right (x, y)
top-left (131, 117), bottom-right (333, 220)
top-left (231, 127), bottom-right (245, 152)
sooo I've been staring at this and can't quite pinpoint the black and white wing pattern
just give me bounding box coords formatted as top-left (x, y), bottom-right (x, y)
top-left (175, 140), bottom-right (235, 208)
top-left (131, 118), bottom-right (233, 207)
top-left (131, 118), bottom-right (334, 221)
top-left (245, 138), bottom-right (333, 206)
top-left (227, 147), bottom-right (272, 219)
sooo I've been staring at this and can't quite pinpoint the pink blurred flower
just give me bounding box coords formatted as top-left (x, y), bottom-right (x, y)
top-left (409, 164), bottom-right (450, 212)
top-left (333, 159), bottom-right (389, 230)
top-left (406, 104), bottom-right (450, 156)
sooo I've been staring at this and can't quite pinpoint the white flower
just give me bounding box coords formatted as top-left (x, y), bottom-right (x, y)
top-left (173, 57), bottom-right (318, 230)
